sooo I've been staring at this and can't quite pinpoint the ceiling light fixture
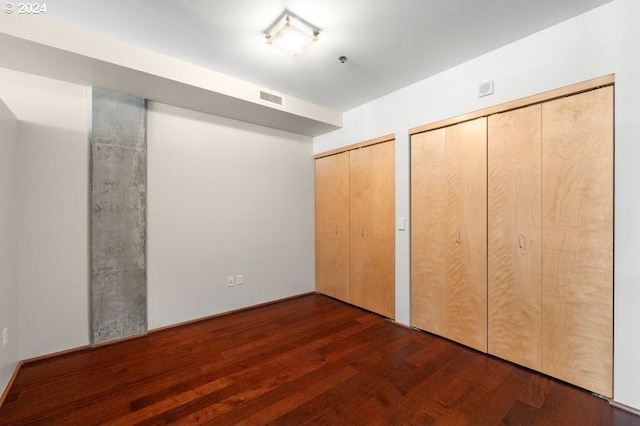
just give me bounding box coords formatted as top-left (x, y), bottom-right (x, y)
top-left (265, 11), bottom-right (319, 57)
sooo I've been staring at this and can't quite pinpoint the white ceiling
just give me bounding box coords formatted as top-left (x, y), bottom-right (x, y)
top-left (44, 0), bottom-right (613, 112)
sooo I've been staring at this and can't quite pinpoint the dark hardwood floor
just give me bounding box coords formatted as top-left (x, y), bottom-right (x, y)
top-left (1, 294), bottom-right (638, 425)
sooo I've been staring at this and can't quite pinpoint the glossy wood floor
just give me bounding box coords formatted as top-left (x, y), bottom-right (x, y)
top-left (1, 294), bottom-right (638, 425)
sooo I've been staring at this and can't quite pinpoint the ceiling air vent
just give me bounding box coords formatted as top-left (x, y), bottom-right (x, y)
top-left (259, 90), bottom-right (285, 108)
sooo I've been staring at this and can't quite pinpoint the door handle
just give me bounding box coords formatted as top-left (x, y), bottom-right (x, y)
top-left (455, 231), bottom-right (461, 245)
top-left (519, 234), bottom-right (526, 253)
top-left (361, 227), bottom-right (365, 237)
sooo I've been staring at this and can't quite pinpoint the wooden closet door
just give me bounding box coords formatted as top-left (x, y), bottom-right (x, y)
top-left (542, 86), bottom-right (613, 397)
top-left (315, 152), bottom-right (350, 302)
top-left (488, 105), bottom-right (542, 370)
top-left (370, 141), bottom-right (395, 318)
top-left (411, 118), bottom-right (487, 352)
top-left (349, 147), bottom-right (373, 311)
top-left (411, 128), bottom-right (446, 332)
top-left (350, 142), bottom-right (395, 318)
top-left (445, 118), bottom-right (487, 352)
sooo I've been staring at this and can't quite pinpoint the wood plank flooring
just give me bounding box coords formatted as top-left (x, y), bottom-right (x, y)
top-left (1, 294), bottom-right (638, 425)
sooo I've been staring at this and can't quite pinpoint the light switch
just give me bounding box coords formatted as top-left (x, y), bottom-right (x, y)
top-left (398, 217), bottom-right (406, 231)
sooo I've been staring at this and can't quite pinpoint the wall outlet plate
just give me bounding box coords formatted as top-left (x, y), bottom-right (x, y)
top-left (227, 276), bottom-right (235, 287)
top-left (2, 327), bottom-right (8, 347)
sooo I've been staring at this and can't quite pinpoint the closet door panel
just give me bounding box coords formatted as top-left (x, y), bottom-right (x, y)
top-left (488, 105), bottom-right (542, 370)
top-left (411, 129), bottom-right (447, 335)
top-left (370, 141), bottom-right (396, 318)
top-left (411, 118), bottom-right (487, 352)
top-left (444, 118), bottom-right (488, 352)
top-left (542, 86), bottom-right (614, 397)
top-left (411, 129), bottom-right (446, 331)
top-left (315, 152), bottom-right (350, 301)
top-left (349, 147), bottom-right (373, 311)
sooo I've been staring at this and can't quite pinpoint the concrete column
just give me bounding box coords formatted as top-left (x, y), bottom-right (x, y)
top-left (90, 87), bottom-right (147, 344)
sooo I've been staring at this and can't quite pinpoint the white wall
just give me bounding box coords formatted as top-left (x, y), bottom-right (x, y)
top-left (0, 99), bottom-right (19, 395)
top-left (0, 67), bottom-right (316, 360)
top-left (147, 102), bottom-right (315, 329)
top-left (0, 68), bottom-right (90, 360)
top-left (314, 0), bottom-right (640, 409)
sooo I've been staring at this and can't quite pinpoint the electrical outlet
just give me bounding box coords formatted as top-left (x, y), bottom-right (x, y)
top-left (227, 276), bottom-right (235, 287)
top-left (2, 327), bottom-right (8, 348)
top-left (237, 275), bottom-right (243, 285)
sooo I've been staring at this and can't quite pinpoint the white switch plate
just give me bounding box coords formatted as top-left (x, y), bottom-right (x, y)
top-left (398, 217), bottom-right (406, 231)
top-left (2, 327), bottom-right (7, 348)
top-left (237, 275), bottom-right (243, 285)
top-left (227, 276), bottom-right (235, 287)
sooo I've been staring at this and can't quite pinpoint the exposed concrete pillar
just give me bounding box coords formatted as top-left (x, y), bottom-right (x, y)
top-left (90, 87), bottom-right (147, 344)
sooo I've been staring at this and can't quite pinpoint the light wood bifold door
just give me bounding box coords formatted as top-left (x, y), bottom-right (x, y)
top-left (411, 117), bottom-right (487, 352)
top-left (487, 88), bottom-right (614, 397)
top-left (488, 104), bottom-right (543, 371)
top-left (315, 138), bottom-right (396, 320)
top-left (315, 152), bottom-right (350, 302)
top-left (541, 86), bottom-right (613, 398)
top-left (350, 142), bottom-right (396, 319)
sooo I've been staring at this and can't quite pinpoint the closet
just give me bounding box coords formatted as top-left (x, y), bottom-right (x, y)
top-left (411, 76), bottom-right (613, 397)
top-left (315, 136), bottom-right (395, 319)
